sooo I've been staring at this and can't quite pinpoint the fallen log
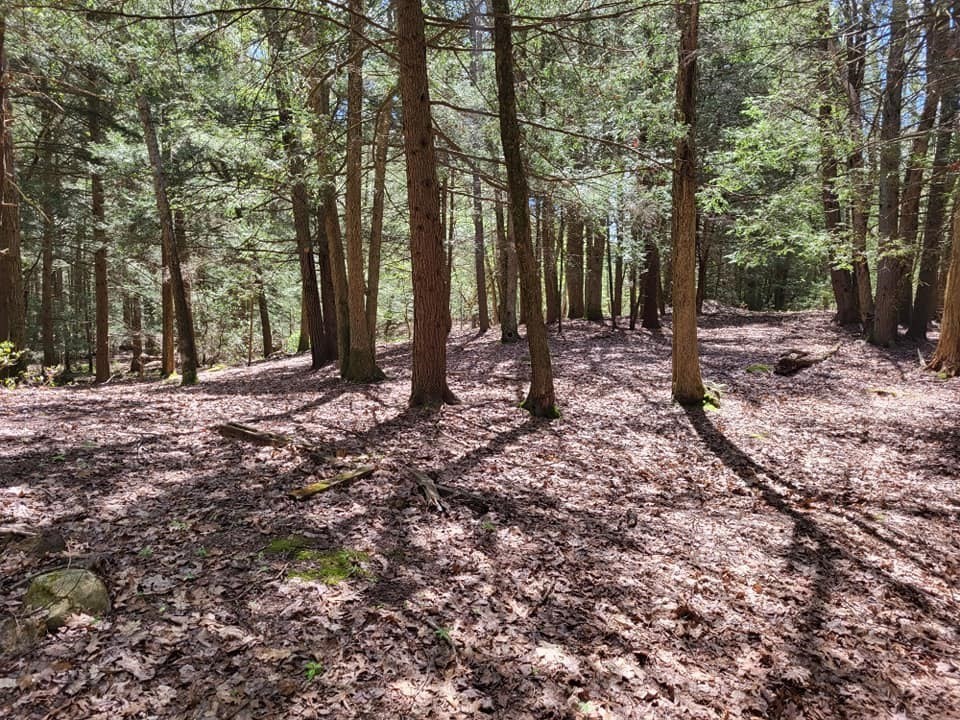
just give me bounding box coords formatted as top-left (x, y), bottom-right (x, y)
top-left (774, 345), bottom-right (840, 376)
top-left (288, 466), bottom-right (376, 500)
top-left (214, 422), bottom-right (336, 463)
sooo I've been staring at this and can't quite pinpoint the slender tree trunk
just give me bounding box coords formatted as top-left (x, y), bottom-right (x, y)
top-left (128, 293), bottom-right (143, 375)
top-left (469, 1), bottom-right (490, 333)
top-left (298, 296), bottom-right (309, 352)
top-left (366, 91), bottom-right (393, 350)
top-left (542, 197), bottom-right (560, 325)
top-left (585, 220), bottom-right (604, 322)
top-left (265, 8), bottom-right (329, 371)
top-left (135, 91), bottom-right (198, 385)
top-left (565, 206), bottom-right (584, 318)
top-left (492, 0), bottom-right (558, 418)
top-left (343, 0), bottom-right (382, 382)
top-left (870, 0), bottom-right (908, 346)
top-left (258, 278), bottom-right (272, 358)
top-left (928, 189), bottom-right (960, 376)
top-left (642, 237), bottom-right (661, 330)
top-left (629, 259), bottom-right (639, 330)
top-left (0, 17), bottom-right (25, 362)
top-left (397, 0), bottom-right (458, 406)
top-left (695, 217), bottom-right (709, 315)
top-left (670, 0), bottom-right (704, 404)
top-left (40, 150), bottom-right (57, 366)
top-left (909, 4), bottom-right (955, 339)
top-left (160, 235), bottom-right (175, 376)
top-left (496, 193), bottom-right (519, 342)
top-left (89, 91), bottom-right (110, 384)
top-left (612, 244), bottom-right (624, 319)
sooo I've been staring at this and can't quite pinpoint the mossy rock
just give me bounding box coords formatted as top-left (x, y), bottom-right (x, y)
top-left (24, 568), bottom-right (110, 630)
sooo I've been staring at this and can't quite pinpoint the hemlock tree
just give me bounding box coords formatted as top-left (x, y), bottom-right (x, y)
top-left (396, 0), bottom-right (458, 407)
top-left (492, 0), bottom-right (558, 418)
top-left (928, 191), bottom-right (960, 377)
top-left (0, 16), bottom-right (24, 364)
top-left (670, 0), bottom-right (704, 404)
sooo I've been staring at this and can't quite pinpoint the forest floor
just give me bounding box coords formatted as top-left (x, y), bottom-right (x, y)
top-left (1, 309), bottom-right (959, 720)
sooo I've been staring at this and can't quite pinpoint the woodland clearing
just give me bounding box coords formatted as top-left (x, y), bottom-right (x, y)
top-left (1, 310), bottom-right (959, 720)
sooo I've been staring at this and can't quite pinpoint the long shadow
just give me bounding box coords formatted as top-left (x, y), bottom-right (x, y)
top-left (683, 406), bottom-right (956, 715)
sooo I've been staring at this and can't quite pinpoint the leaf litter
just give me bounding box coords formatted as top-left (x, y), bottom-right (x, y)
top-left (1, 309), bottom-right (959, 719)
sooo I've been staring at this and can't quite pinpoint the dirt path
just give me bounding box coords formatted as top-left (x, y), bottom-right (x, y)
top-left (2, 311), bottom-right (958, 719)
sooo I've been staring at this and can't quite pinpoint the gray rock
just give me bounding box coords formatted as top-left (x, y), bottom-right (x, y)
top-left (23, 568), bottom-right (110, 630)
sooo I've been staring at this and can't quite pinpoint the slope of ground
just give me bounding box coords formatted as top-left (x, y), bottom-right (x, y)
top-left (1, 310), bottom-right (958, 719)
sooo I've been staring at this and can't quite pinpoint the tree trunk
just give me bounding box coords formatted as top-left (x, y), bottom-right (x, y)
top-left (397, 0), bottom-right (458, 406)
top-left (928, 189), bottom-right (960, 376)
top-left (90, 91), bottom-right (110, 384)
top-left (366, 91), bottom-right (393, 350)
top-left (264, 9), bottom-right (329, 371)
top-left (565, 206), bottom-right (584, 318)
top-left (314, 204), bottom-right (339, 360)
top-left (160, 233), bottom-right (175, 376)
top-left (695, 217), bottom-right (709, 315)
top-left (670, 0), bottom-right (704, 404)
top-left (909, 5), bottom-right (956, 340)
top-left (343, 0), bottom-right (382, 382)
top-left (642, 237), bottom-right (661, 330)
top-left (135, 90), bottom-right (198, 385)
top-left (496, 193), bottom-right (519, 342)
top-left (541, 198), bottom-right (559, 325)
top-left (0, 17), bottom-right (25, 362)
top-left (298, 295), bottom-right (309, 352)
top-left (585, 220), bottom-right (604, 322)
top-left (492, 0), bottom-right (558, 418)
top-left (629, 260), bottom-right (639, 330)
top-left (40, 149), bottom-right (57, 366)
top-left (128, 293), bottom-right (143, 375)
top-left (870, 0), bottom-right (907, 346)
top-left (612, 242), bottom-right (624, 320)
top-left (258, 279), bottom-right (272, 358)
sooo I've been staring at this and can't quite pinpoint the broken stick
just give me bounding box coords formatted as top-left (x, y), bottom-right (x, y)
top-left (288, 466), bottom-right (376, 500)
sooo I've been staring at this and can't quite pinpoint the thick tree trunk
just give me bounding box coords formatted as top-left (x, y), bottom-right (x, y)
top-left (670, 0), bottom-right (704, 404)
top-left (870, 0), bottom-right (907, 346)
top-left (314, 205), bottom-right (339, 360)
top-left (397, 0), bottom-right (458, 406)
top-left (585, 220), bottom-right (604, 322)
top-left (135, 91), bottom-right (198, 385)
top-left (496, 194), bottom-right (519, 342)
top-left (492, 0), bottom-right (558, 418)
top-left (0, 18), bottom-right (25, 361)
top-left (565, 206), bottom-right (584, 318)
top-left (343, 0), bottom-right (382, 382)
top-left (928, 190), bottom-right (960, 376)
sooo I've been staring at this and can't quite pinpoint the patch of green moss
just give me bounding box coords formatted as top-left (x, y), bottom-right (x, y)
top-left (745, 363), bottom-right (772, 374)
top-left (286, 549), bottom-right (370, 585)
top-left (265, 535), bottom-right (314, 556)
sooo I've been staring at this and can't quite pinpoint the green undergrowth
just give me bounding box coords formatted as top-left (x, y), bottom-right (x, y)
top-left (745, 363), bottom-right (772, 374)
top-left (265, 536), bottom-right (370, 585)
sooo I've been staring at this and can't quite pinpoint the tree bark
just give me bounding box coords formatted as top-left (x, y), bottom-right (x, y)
top-left (128, 293), bottom-right (142, 375)
top-left (928, 189), bottom-right (960, 376)
top-left (135, 90), bottom-right (198, 385)
top-left (90, 91), bottom-right (110, 384)
top-left (258, 279), bottom-right (272, 358)
top-left (366, 91), bottom-right (393, 350)
top-left (492, 0), bottom-right (558, 418)
top-left (343, 0), bottom-right (382, 382)
top-left (496, 193), bottom-right (519, 342)
top-left (396, 0), bottom-right (458, 406)
top-left (542, 197), bottom-right (561, 325)
top-left (40, 138), bottom-right (57, 366)
top-left (585, 220), bottom-right (604, 322)
top-left (264, 9), bottom-right (329, 371)
top-left (469, 1), bottom-right (490, 334)
top-left (909, 4), bottom-right (956, 339)
top-left (642, 237), bottom-right (661, 330)
top-left (870, 0), bottom-right (908, 346)
top-left (0, 17), bottom-right (25, 361)
top-left (565, 206), bottom-right (584, 318)
top-left (670, 0), bottom-right (704, 404)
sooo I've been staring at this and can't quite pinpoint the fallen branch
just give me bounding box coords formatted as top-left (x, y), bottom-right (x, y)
top-left (214, 422), bottom-right (335, 463)
top-left (288, 466), bottom-right (376, 500)
top-left (409, 468), bottom-right (490, 515)
top-left (774, 345), bottom-right (840, 376)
